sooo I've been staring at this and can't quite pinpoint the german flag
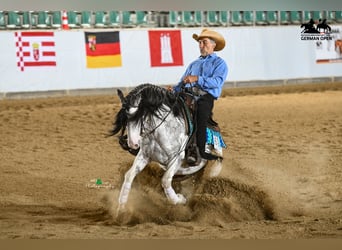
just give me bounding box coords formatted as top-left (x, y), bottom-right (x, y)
top-left (84, 31), bottom-right (122, 68)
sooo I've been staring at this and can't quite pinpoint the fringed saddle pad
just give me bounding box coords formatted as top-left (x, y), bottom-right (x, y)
top-left (206, 127), bottom-right (227, 149)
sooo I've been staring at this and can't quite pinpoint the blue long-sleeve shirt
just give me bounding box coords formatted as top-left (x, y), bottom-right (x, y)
top-left (173, 53), bottom-right (228, 99)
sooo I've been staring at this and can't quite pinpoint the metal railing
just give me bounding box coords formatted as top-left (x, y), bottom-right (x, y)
top-left (0, 10), bottom-right (341, 30)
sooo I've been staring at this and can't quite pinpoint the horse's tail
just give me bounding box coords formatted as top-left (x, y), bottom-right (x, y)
top-left (175, 159), bottom-right (208, 176)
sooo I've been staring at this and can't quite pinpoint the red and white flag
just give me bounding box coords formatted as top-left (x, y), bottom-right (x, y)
top-left (15, 31), bottom-right (57, 72)
top-left (148, 30), bottom-right (183, 67)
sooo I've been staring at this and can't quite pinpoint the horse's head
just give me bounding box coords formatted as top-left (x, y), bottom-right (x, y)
top-left (114, 88), bottom-right (143, 150)
top-left (111, 83), bottom-right (182, 152)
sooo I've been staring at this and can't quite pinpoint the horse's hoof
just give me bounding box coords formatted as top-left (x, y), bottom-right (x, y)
top-left (116, 204), bottom-right (126, 218)
top-left (208, 160), bottom-right (222, 177)
top-left (115, 204), bottom-right (131, 225)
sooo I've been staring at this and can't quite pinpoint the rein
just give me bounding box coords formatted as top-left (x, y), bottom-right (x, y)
top-left (139, 95), bottom-right (190, 167)
top-left (140, 106), bottom-right (172, 137)
top-left (141, 104), bottom-right (188, 167)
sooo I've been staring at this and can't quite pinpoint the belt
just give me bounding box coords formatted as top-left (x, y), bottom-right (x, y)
top-left (192, 86), bottom-right (208, 96)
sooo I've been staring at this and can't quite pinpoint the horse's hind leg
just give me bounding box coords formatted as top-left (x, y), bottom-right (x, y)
top-left (161, 157), bottom-right (187, 205)
top-left (117, 154), bottom-right (148, 216)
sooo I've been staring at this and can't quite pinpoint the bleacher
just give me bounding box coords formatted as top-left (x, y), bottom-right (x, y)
top-left (0, 10), bottom-right (341, 30)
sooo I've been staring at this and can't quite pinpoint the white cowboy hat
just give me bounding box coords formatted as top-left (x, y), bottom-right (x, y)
top-left (192, 28), bottom-right (226, 51)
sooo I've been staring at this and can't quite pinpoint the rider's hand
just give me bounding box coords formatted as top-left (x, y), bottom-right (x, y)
top-left (183, 75), bottom-right (198, 84)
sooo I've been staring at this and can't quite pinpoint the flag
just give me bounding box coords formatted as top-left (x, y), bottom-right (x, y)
top-left (15, 31), bottom-right (56, 72)
top-left (148, 30), bottom-right (183, 67)
top-left (84, 31), bottom-right (122, 68)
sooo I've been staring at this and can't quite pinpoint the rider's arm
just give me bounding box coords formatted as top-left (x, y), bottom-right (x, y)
top-left (197, 58), bottom-right (228, 91)
top-left (173, 66), bottom-right (193, 92)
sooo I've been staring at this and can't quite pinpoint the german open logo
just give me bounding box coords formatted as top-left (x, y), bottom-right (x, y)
top-left (300, 18), bottom-right (333, 40)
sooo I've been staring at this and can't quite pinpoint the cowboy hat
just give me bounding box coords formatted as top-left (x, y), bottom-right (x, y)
top-left (192, 29), bottom-right (226, 51)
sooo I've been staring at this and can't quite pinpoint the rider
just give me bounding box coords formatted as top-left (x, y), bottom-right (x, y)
top-left (173, 29), bottom-right (228, 161)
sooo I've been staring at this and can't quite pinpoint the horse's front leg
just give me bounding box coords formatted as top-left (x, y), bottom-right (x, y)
top-left (116, 153), bottom-right (149, 216)
top-left (161, 156), bottom-right (186, 205)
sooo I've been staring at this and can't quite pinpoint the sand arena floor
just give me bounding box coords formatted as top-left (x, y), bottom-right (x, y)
top-left (0, 83), bottom-right (341, 239)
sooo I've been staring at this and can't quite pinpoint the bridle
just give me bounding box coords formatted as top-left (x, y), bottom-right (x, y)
top-left (118, 92), bottom-right (175, 155)
top-left (140, 107), bottom-right (172, 137)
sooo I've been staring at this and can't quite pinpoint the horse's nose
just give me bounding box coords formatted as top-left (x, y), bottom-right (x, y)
top-left (128, 138), bottom-right (140, 149)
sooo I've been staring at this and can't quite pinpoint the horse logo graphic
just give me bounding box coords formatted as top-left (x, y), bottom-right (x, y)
top-left (301, 18), bottom-right (331, 34)
top-left (317, 19), bottom-right (332, 33)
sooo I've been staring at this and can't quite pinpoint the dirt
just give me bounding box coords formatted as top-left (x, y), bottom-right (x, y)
top-left (0, 83), bottom-right (341, 239)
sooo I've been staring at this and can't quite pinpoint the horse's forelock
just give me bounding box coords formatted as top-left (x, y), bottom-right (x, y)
top-left (110, 107), bottom-right (127, 136)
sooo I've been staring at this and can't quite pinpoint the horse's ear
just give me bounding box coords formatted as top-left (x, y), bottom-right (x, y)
top-left (117, 89), bottom-right (125, 104)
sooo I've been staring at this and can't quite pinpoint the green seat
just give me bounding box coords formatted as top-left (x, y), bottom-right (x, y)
top-left (30, 12), bottom-right (38, 28)
top-left (181, 11), bottom-right (194, 26)
top-left (109, 10), bottom-right (120, 27)
top-left (312, 11), bottom-right (322, 21)
top-left (280, 11), bottom-right (289, 24)
top-left (135, 11), bottom-right (148, 26)
top-left (168, 11), bottom-right (180, 27)
top-left (335, 11), bottom-right (342, 23)
top-left (266, 11), bottom-right (278, 25)
top-left (22, 11), bottom-right (34, 29)
top-left (290, 11), bottom-right (301, 24)
top-left (0, 11), bottom-right (5, 29)
top-left (51, 11), bottom-right (61, 28)
top-left (194, 11), bottom-right (203, 26)
top-left (67, 11), bottom-right (79, 28)
top-left (219, 11), bottom-right (228, 26)
top-left (81, 11), bottom-right (92, 28)
top-left (7, 11), bottom-right (21, 29)
top-left (231, 11), bottom-right (242, 25)
top-left (326, 11), bottom-right (336, 23)
top-left (302, 11), bottom-right (311, 23)
top-left (255, 11), bottom-right (267, 25)
top-left (122, 11), bottom-right (135, 27)
top-left (37, 11), bottom-right (51, 28)
top-left (243, 11), bottom-right (253, 25)
top-left (206, 11), bottom-right (219, 26)
top-left (94, 11), bottom-right (107, 27)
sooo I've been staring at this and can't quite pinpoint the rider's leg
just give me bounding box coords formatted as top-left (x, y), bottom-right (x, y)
top-left (196, 94), bottom-right (217, 160)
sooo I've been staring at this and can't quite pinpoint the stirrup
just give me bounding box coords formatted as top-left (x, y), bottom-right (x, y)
top-left (186, 146), bottom-right (200, 165)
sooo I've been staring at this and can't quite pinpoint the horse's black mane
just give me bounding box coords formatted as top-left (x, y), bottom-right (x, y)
top-left (110, 83), bottom-right (182, 136)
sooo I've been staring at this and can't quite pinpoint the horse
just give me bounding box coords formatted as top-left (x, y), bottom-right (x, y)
top-left (109, 83), bottom-right (226, 216)
top-left (317, 19), bottom-right (331, 33)
top-left (301, 19), bottom-right (319, 34)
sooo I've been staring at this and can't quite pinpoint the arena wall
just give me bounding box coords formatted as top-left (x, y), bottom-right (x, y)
top-left (0, 25), bottom-right (342, 98)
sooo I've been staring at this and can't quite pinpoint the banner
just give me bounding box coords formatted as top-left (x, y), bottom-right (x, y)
top-left (84, 31), bottom-right (122, 68)
top-left (15, 31), bottom-right (56, 72)
top-left (148, 30), bottom-right (183, 67)
top-left (315, 35), bottom-right (342, 64)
